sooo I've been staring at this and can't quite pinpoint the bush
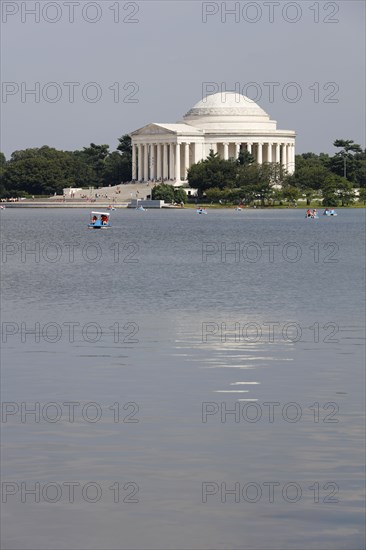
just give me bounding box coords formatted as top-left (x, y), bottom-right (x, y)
top-left (322, 196), bottom-right (339, 207)
top-left (151, 183), bottom-right (175, 202)
top-left (174, 188), bottom-right (187, 204)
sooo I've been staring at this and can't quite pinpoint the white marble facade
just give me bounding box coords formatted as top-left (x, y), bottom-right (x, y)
top-left (130, 92), bottom-right (296, 184)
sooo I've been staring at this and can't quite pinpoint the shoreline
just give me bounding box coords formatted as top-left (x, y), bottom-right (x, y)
top-left (1, 202), bottom-right (365, 210)
top-left (1, 202), bottom-right (129, 209)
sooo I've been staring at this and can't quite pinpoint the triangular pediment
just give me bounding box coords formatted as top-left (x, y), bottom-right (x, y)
top-left (131, 123), bottom-right (176, 136)
top-left (130, 122), bottom-right (204, 137)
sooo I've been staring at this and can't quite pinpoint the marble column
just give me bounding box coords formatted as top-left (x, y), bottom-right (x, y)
top-left (235, 142), bottom-right (241, 159)
top-left (163, 144), bottom-right (168, 180)
top-left (210, 143), bottom-right (217, 154)
top-left (175, 143), bottom-right (181, 182)
top-left (267, 142), bottom-right (272, 164)
top-left (156, 144), bottom-right (162, 180)
top-left (281, 144), bottom-right (287, 171)
top-left (288, 144), bottom-right (295, 174)
top-left (137, 144), bottom-right (143, 181)
top-left (275, 143), bottom-right (280, 164)
top-left (223, 142), bottom-right (229, 160)
top-left (247, 142), bottom-right (252, 154)
top-left (150, 144), bottom-right (155, 180)
top-left (257, 143), bottom-right (263, 164)
top-left (289, 145), bottom-right (292, 171)
top-left (169, 143), bottom-right (175, 180)
top-left (184, 142), bottom-right (190, 177)
top-left (132, 144), bottom-right (137, 180)
top-left (143, 144), bottom-right (149, 181)
top-left (194, 142), bottom-right (202, 164)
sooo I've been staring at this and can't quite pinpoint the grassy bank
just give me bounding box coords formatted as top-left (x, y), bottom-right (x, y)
top-left (185, 202), bottom-right (365, 209)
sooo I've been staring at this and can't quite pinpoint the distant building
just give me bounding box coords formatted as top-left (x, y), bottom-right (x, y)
top-left (130, 92), bottom-right (296, 185)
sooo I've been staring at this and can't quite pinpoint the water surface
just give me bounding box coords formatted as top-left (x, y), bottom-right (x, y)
top-left (1, 208), bottom-right (365, 549)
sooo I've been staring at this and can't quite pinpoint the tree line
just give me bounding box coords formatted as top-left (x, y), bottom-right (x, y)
top-left (0, 135), bottom-right (132, 197)
top-left (187, 140), bottom-right (366, 206)
top-left (1, 138), bottom-right (365, 205)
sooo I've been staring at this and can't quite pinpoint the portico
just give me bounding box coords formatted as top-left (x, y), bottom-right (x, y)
top-left (130, 92), bottom-right (296, 184)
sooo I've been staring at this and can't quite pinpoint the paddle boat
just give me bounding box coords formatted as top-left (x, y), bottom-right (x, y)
top-left (88, 211), bottom-right (111, 229)
top-left (323, 208), bottom-right (337, 216)
top-left (235, 207), bottom-right (242, 211)
top-left (305, 209), bottom-right (318, 219)
top-left (135, 198), bottom-right (146, 211)
top-left (196, 207), bottom-right (207, 214)
top-left (107, 205), bottom-right (115, 211)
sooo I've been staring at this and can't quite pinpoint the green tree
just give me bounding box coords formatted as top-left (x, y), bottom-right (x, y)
top-left (188, 151), bottom-right (238, 197)
top-left (329, 139), bottom-right (363, 182)
top-left (2, 146), bottom-right (91, 195)
top-left (336, 178), bottom-right (355, 206)
top-left (75, 143), bottom-right (110, 187)
top-left (174, 188), bottom-right (187, 204)
top-left (321, 174), bottom-right (354, 206)
top-left (302, 188), bottom-right (316, 206)
top-left (237, 149), bottom-right (255, 166)
top-left (354, 158), bottom-right (366, 187)
top-left (205, 187), bottom-right (227, 202)
top-left (0, 152), bottom-right (8, 197)
top-left (103, 151), bottom-right (131, 185)
top-left (254, 163), bottom-right (282, 206)
top-left (270, 188), bottom-right (284, 206)
top-left (117, 134), bottom-right (132, 156)
top-left (114, 134), bottom-right (133, 183)
top-left (3, 156), bottom-right (69, 195)
top-left (282, 185), bottom-right (300, 206)
top-left (288, 154), bottom-right (329, 190)
top-left (358, 188), bottom-right (366, 204)
top-left (152, 183), bottom-right (175, 202)
top-left (237, 162), bottom-right (281, 206)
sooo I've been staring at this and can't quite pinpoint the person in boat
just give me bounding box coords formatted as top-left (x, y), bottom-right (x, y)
top-left (92, 215), bottom-right (97, 223)
top-left (313, 209), bottom-right (317, 217)
top-left (101, 214), bottom-right (108, 225)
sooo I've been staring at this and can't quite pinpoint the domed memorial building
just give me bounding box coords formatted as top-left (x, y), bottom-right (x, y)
top-left (130, 92), bottom-right (296, 184)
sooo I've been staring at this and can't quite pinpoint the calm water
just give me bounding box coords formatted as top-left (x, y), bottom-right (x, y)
top-left (1, 208), bottom-right (365, 549)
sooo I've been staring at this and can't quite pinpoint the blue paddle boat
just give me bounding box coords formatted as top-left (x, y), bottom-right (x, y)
top-left (323, 208), bottom-right (337, 216)
top-left (88, 211), bottom-right (111, 229)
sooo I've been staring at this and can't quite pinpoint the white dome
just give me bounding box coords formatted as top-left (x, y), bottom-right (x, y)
top-left (182, 92), bottom-right (276, 132)
top-left (184, 92), bottom-right (268, 118)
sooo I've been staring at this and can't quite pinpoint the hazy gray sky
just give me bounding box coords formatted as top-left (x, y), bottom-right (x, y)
top-left (1, 0), bottom-right (365, 157)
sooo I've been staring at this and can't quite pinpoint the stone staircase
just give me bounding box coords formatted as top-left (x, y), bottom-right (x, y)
top-left (68, 182), bottom-right (157, 203)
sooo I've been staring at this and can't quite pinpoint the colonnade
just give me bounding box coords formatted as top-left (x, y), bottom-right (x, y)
top-left (132, 141), bottom-right (295, 182)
